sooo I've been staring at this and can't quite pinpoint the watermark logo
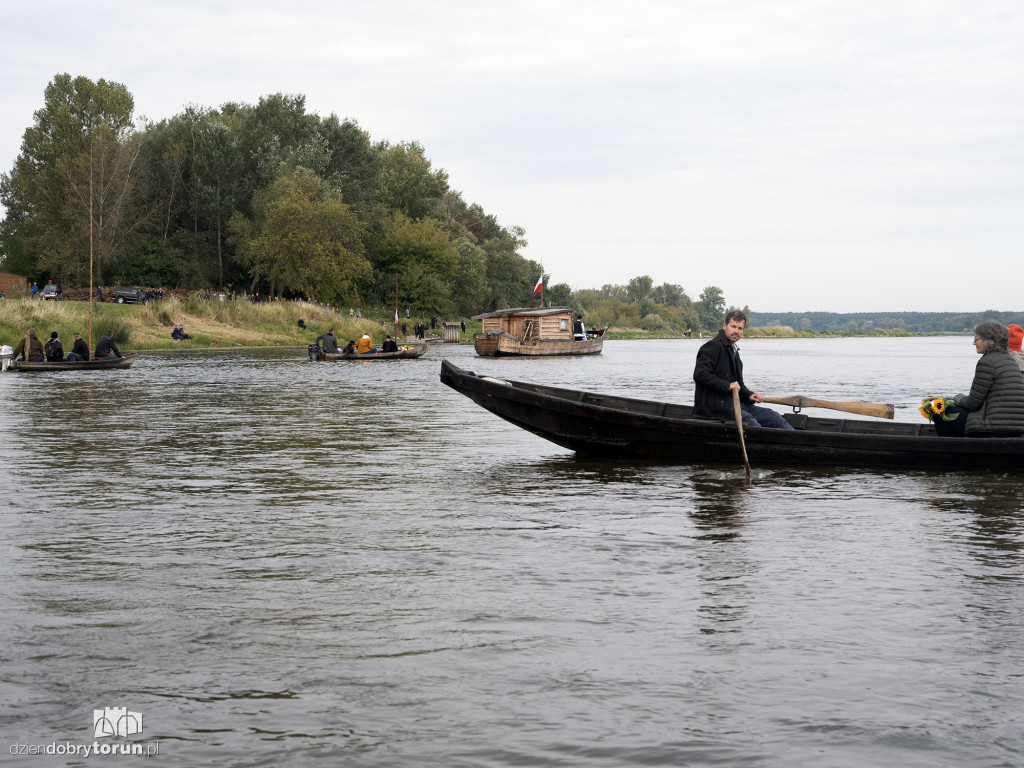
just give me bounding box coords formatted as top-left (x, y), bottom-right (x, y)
top-left (93, 707), bottom-right (143, 738)
top-left (8, 706), bottom-right (158, 758)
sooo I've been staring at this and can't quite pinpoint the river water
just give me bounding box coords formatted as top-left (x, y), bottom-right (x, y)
top-left (1, 336), bottom-right (1022, 767)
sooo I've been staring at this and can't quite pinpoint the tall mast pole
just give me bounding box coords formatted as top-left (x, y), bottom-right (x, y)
top-left (88, 146), bottom-right (94, 351)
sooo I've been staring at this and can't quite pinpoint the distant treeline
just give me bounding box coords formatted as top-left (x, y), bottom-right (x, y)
top-left (747, 311), bottom-right (1024, 334)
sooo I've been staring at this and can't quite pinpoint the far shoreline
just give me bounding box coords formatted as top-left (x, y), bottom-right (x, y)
top-left (1, 296), bottom-right (958, 353)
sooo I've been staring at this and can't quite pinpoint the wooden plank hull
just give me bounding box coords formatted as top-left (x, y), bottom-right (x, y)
top-left (11, 353), bottom-right (138, 372)
top-left (473, 331), bottom-right (603, 357)
top-left (439, 359), bottom-right (1024, 470)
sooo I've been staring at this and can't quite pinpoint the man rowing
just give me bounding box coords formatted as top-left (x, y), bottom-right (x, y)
top-left (693, 309), bottom-right (793, 429)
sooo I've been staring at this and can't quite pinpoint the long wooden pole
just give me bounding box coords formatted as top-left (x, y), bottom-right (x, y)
top-left (88, 147), bottom-right (94, 353)
top-left (762, 396), bottom-right (894, 420)
top-left (394, 271), bottom-right (399, 338)
top-left (732, 389), bottom-right (752, 480)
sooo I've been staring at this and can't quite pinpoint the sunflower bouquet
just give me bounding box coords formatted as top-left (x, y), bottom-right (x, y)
top-left (919, 396), bottom-right (960, 422)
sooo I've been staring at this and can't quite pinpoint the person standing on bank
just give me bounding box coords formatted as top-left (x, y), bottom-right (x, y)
top-left (693, 309), bottom-right (794, 429)
top-left (948, 321), bottom-right (1024, 437)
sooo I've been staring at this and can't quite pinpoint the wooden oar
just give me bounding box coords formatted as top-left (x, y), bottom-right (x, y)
top-left (732, 389), bottom-right (752, 480)
top-left (762, 396), bottom-right (894, 420)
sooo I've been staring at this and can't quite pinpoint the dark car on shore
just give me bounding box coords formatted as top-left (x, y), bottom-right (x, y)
top-left (114, 286), bottom-right (146, 304)
top-left (39, 283), bottom-right (63, 300)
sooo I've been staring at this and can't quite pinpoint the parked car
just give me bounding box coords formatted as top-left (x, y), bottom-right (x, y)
top-left (39, 283), bottom-right (62, 300)
top-left (114, 286), bottom-right (146, 304)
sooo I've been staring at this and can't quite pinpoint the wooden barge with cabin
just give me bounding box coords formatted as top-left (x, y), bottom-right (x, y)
top-left (472, 307), bottom-right (605, 357)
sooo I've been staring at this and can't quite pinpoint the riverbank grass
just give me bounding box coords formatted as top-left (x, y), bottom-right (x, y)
top-left (0, 297), bottom-right (389, 351)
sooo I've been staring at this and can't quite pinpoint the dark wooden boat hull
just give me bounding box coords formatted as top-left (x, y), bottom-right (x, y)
top-left (321, 345), bottom-right (428, 361)
top-left (439, 360), bottom-right (1024, 470)
top-left (12, 353), bottom-right (138, 372)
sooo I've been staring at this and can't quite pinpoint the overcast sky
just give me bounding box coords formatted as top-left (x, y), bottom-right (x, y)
top-left (2, 1), bottom-right (1021, 312)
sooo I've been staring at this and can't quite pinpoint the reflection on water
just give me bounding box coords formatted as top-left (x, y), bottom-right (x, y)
top-left (1, 340), bottom-right (1023, 767)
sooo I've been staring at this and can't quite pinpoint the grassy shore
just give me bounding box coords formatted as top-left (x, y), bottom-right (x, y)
top-left (0, 296), bottom-right (425, 351)
top-left (1, 297), bottom-right (921, 352)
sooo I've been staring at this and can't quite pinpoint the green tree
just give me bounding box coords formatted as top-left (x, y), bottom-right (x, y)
top-left (0, 73), bottom-right (138, 282)
top-left (636, 296), bottom-right (658, 318)
top-left (546, 282), bottom-right (573, 307)
top-left (317, 115), bottom-right (380, 213)
top-left (239, 167), bottom-right (370, 301)
top-left (696, 286), bottom-right (726, 330)
top-left (372, 213), bottom-right (459, 310)
top-left (450, 236), bottom-right (488, 315)
top-left (626, 275), bottom-right (653, 303)
top-left (651, 282), bottom-right (690, 308)
top-left (375, 141), bottom-right (449, 220)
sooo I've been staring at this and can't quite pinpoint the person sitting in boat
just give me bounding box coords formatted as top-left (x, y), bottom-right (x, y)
top-left (573, 314), bottom-right (586, 341)
top-left (942, 321), bottom-right (1024, 438)
top-left (317, 328), bottom-right (339, 355)
top-left (95, 330), bottom-right (124, 359)
top-left (13, 328), bottom-right (44, 362)
top-left (381, 335), bottom-right (399, 353)
top-left (66, 332), bottom-right (88, 362)
top-left (356, 333), bottom-right (374, 354)
top-left (342, 340), bottom-right (357, 356)
top-left (44, 331), bottom-right (64, 362)
top-left (693, 309), bottom-right (794, 430)
top-left (1008, 324), bottom-right (1024, 372)
top-left (297, 316), bottom-right (306, 330)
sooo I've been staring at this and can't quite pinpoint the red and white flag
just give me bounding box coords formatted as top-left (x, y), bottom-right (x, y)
top-left (532, 275), bottom-right (544, 294)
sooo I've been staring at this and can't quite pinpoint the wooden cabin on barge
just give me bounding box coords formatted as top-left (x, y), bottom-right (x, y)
top-left (472, 306), bottom-right (605, 357)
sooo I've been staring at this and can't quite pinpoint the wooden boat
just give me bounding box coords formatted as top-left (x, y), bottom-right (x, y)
top-left (439, 360), bottom-right (1024, 471)
top-left (11, 353), bottom-right (138, 372)
top-left (472, 307), bottom-right (605, 356)
top-left (319, 344), bottom-right (429, 361)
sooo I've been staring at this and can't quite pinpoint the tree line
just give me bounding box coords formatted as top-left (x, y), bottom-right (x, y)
top-left (0, 74), bottom-right (543, 316)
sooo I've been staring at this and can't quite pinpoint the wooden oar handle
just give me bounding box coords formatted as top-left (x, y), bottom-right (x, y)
top-left (763, 396), bottom-right (894, 420)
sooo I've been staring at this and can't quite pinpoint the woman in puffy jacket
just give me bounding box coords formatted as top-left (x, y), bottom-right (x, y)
top-left (953, 321), bottom-right (1024, 437)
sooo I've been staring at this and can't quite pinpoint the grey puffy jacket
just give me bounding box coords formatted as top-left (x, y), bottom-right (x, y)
top-left (955, 352), bottom-right (1024, 436)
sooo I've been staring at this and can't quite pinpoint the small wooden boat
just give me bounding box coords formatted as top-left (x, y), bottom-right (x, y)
top-left (472, 307), bottom-right (605, 356)
top-left (11, 353), bottom-right (138, 372)
top-left (439, 360), bottom-right (1024, 471)
top-left (318, 344), bottom-right (429, 361)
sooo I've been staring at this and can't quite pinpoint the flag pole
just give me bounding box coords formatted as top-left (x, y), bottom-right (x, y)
top-left (88, 144), bottom-right (94, 352)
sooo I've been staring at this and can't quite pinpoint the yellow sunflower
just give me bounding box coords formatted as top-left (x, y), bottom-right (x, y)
top-left (931, 398), bottom-right (946, 414)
